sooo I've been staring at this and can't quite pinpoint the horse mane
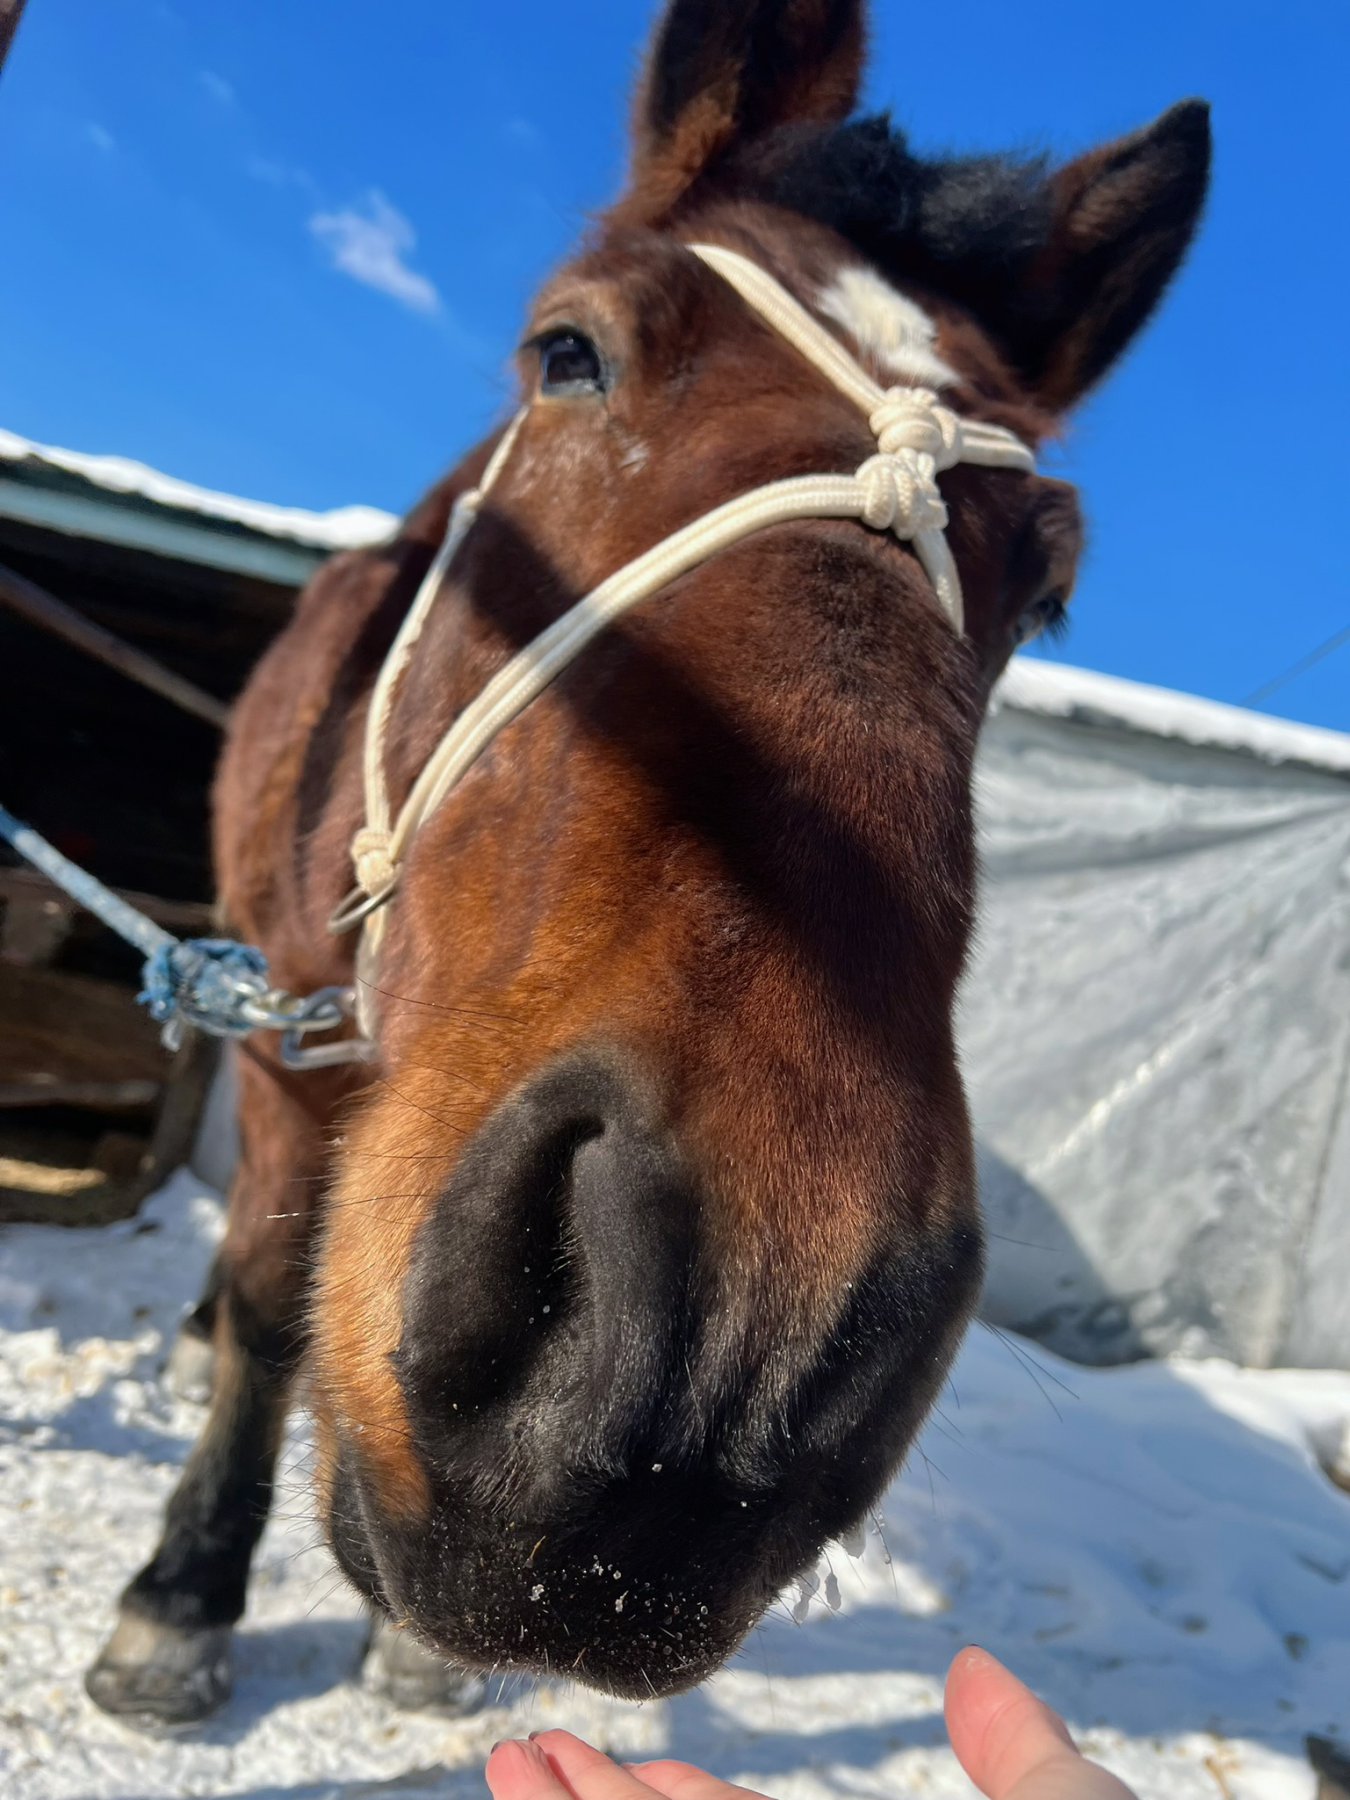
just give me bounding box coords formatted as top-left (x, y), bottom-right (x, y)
top-left (724, 112), bottom-right (1052, 323)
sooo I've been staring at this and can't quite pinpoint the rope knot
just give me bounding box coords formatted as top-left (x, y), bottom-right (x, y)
top-left (351, 825), bottom-right (396, 897)
top-left (869, 386), bottom-right (963, 465)
top-left (856, 451), bottom-right (949, 538)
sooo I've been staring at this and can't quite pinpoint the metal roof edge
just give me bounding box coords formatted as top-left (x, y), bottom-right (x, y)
top-left (997, 658), bottom-right (1350, 778)
top-left (0, 428), bottom-right (397, 555)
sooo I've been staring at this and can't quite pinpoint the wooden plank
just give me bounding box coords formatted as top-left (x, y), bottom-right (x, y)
top-left (0, 864), bottom-right (217, 935)
top-left (0, 1078), bottom-right (161, 1110)
top-left (0, 1034), bottom-right (218, 1227)
top-left (0, 962), bottom-right (168, 1088)
top-left (0, 558), bottom-right (230, 728)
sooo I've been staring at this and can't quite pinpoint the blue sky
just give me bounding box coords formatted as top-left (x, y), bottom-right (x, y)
top-left (1, 1), bottom-right (1345, 729)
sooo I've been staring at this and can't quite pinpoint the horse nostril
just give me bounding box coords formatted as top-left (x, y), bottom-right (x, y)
top-left (393, 1054), bottom-right (694, 1448)
top-left (393, 1121), bottom-right (588, 1421)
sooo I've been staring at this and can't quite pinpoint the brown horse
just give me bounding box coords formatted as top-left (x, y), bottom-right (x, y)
top-left (86, 0), bottom-right (1209, 1724)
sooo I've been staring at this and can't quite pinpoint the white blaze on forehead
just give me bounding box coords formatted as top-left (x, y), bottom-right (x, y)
top-left (817, 265), bottom-right (959, 390)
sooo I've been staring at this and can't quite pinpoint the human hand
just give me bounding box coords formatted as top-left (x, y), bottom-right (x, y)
top-left (484, 1646), bottom-right (1136, 1800)
top-left (944, 1646), bottom-right (1136, 1798)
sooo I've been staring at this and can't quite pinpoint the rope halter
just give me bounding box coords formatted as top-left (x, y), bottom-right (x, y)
top-left (332, 243), bottom-right (1038, 1011)
top-left (860, 387), bottom-right (965, 533)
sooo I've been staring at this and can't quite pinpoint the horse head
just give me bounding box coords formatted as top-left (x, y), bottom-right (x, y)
top-left (303, 0), bottom-right (1209, 1697)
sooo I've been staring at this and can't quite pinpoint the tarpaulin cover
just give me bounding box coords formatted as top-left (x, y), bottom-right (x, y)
top-left (965, 662), bottom-right (1350, 1370)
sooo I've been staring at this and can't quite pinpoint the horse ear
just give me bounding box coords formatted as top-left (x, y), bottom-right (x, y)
top-left (1011, 101), bottom-right (1211, 411)
top-left (624, 0), bottom-right (865, 219)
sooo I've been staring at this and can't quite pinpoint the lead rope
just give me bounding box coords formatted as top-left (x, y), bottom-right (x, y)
top-left (335, 242), bottom-right (1037, 1035)
top-left (0, 804), bottom-right (370, 1069)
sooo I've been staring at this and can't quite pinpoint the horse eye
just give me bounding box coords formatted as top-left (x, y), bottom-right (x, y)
top-left (1015, 591), bottom-right (1069, 647)
top-left (537, 330), bottom-right (605, 396)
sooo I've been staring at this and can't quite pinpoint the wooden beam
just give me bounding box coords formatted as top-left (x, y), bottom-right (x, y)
top-left (0, 558), bottom-right (230, 728)
top-left (0, 1033), bottom-right (220, 1226)
top-left (0, 1077), bottom-right (161, 1110)
top-left (0, 961), bottom-right (168, 1089)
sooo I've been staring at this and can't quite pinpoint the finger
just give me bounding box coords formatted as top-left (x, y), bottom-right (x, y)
top-left (487, 1739), bottom-right (574, 1800)
top-left (945, 1648), bottom-right (1137, 1800)
top-left (625, 1758), bottom-right (768, 1800)
top-left (527, 1730), bottom-right (664, 1800)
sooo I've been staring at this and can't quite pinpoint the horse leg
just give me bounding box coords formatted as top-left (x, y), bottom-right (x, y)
top-left (85, 1052), bottom-right (323, 1726)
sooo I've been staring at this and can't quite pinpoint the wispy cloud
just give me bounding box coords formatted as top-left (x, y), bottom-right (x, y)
top-left (246, 155), bottom-right (317, 196)
top-left (200, 70), bottom-right (236, 107)
top-left (308, 190), bottom-right (440, 316)
top-left (85, 121), bottom-right (116, 155)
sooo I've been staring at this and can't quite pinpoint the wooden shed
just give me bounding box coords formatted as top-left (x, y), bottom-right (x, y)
top-left (0, 428), bottom-right (393, 1221)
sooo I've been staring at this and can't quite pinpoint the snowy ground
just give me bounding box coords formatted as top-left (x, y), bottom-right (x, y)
top-left (2, 1171), bottom-right (1348, 1800)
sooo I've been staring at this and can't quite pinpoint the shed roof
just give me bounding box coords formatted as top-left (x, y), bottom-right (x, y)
top-left (0, 428), bottom-right (397, 586)
top-left (997, 658), bottom-right (1350, 778)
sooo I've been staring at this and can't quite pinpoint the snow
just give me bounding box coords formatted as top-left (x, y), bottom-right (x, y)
top-left (3, 1184), bottom-right (1348, 1800)
top-left (0, 429), bottom-right (398, 553)
top-left (997, 657), bottom-right (1350, 777)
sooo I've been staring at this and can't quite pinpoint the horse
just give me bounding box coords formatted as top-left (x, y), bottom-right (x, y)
top-left (85, 0), bottom-right (1209, 1725)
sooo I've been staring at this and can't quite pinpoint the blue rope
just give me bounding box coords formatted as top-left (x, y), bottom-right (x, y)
top-left (138, 938), bottom-right (272, 1035)
top-left (0, 802), bottom-right (274, 1041)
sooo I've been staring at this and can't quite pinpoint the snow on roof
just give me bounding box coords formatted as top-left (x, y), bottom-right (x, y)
top-left (999, 656), bottom-right (1350, 778)
top-left (0, 427), bottom-right (397, 553)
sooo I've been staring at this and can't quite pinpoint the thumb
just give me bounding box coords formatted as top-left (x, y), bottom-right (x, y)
top-left (944, 1648), bottom-right (1137, 1800)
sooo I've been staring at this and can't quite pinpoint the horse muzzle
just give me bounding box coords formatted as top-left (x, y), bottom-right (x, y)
top-left (319, 1048), bottom-right (982, 1697)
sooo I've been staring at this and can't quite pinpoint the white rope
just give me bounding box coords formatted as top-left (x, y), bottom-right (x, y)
top-left (690, 245), bottom-right (1031, 469)
top-left (340, 409), bottom-right (529, 922)
top-left (332, 243), bottom-right (1037, 974)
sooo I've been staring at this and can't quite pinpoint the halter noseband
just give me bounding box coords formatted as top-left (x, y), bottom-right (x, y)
top-left (332, 244), bottom-right (1037, 1006)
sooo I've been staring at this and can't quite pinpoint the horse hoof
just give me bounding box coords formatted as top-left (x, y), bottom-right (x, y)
top-left (85, 1615), bottom-right (233, 1727)
top-left (164, 1328), bottom-right (217, 1405)
top-left (362, 1613), bottom-right (485, 1714)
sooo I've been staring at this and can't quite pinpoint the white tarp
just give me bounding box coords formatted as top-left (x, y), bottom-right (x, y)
top-left (967, 662), bottom-right (1350, 1371)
